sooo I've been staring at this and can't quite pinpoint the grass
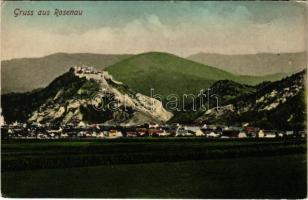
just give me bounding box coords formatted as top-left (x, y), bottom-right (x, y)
top-left (1, 154), bottom-right (306, 198)
top-left (2, 138), bottom-right (306, 171)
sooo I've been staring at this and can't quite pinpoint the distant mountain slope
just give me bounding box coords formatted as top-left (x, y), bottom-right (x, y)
top-left (1, 53), bottom-right (132, 94)
top-left (187, 52), bottom-right (307, 76)
top-left (1, 66), bottom-right (172, 125)
top-left (106, 52), bottom-right (287, 99)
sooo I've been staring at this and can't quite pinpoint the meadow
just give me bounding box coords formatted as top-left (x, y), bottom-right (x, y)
top-left (1, 138), bottom-right (307, 198)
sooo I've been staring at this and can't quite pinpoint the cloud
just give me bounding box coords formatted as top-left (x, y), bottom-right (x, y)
top-left (1, 10), bottom-right (306, 60)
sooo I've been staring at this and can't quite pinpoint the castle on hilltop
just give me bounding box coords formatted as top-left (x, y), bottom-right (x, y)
top-left (70, 65), bottom-right (97, 74)
top-left (69, 65), bottom-right (123, 85)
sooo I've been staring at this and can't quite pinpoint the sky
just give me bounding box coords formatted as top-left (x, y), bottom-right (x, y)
top-left (1, 1), bottom-right (307, 60)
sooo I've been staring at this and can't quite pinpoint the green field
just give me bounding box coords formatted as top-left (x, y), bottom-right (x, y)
top-left (1, 138), bottom-right (307, 198)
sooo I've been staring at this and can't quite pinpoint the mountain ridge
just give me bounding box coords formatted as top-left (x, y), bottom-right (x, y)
top-left (1, 53), bottom-right (132, 94)
top-left (1, 65), bottom-right (305, 130)
top-left (2, 51), bottom-right (291, 95)
top-left (187, 51), bottom-right (307, 76)
top-left (106, 52), bottom-right (288, 99)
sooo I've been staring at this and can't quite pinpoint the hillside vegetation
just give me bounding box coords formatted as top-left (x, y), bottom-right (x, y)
top-left (106, 52), bottom-right (287, 99)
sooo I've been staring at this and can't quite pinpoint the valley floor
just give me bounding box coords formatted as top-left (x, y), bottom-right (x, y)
top-left (1, 138), bottom-right (307, 198)
top-left (1, 154), bottom-right (307, 198)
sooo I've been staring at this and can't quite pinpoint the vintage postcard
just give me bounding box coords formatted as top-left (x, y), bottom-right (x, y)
top-left (1, 1), bottom-right (307, 198)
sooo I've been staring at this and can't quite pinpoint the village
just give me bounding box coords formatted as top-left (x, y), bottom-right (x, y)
top-left (1, 121), bottom-right (306, 140)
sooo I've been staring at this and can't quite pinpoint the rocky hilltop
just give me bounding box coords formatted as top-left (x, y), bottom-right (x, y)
top-left (196, 70), bottom-right (306, 130)
top-left (2, 66), bottom-right (173, 125)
